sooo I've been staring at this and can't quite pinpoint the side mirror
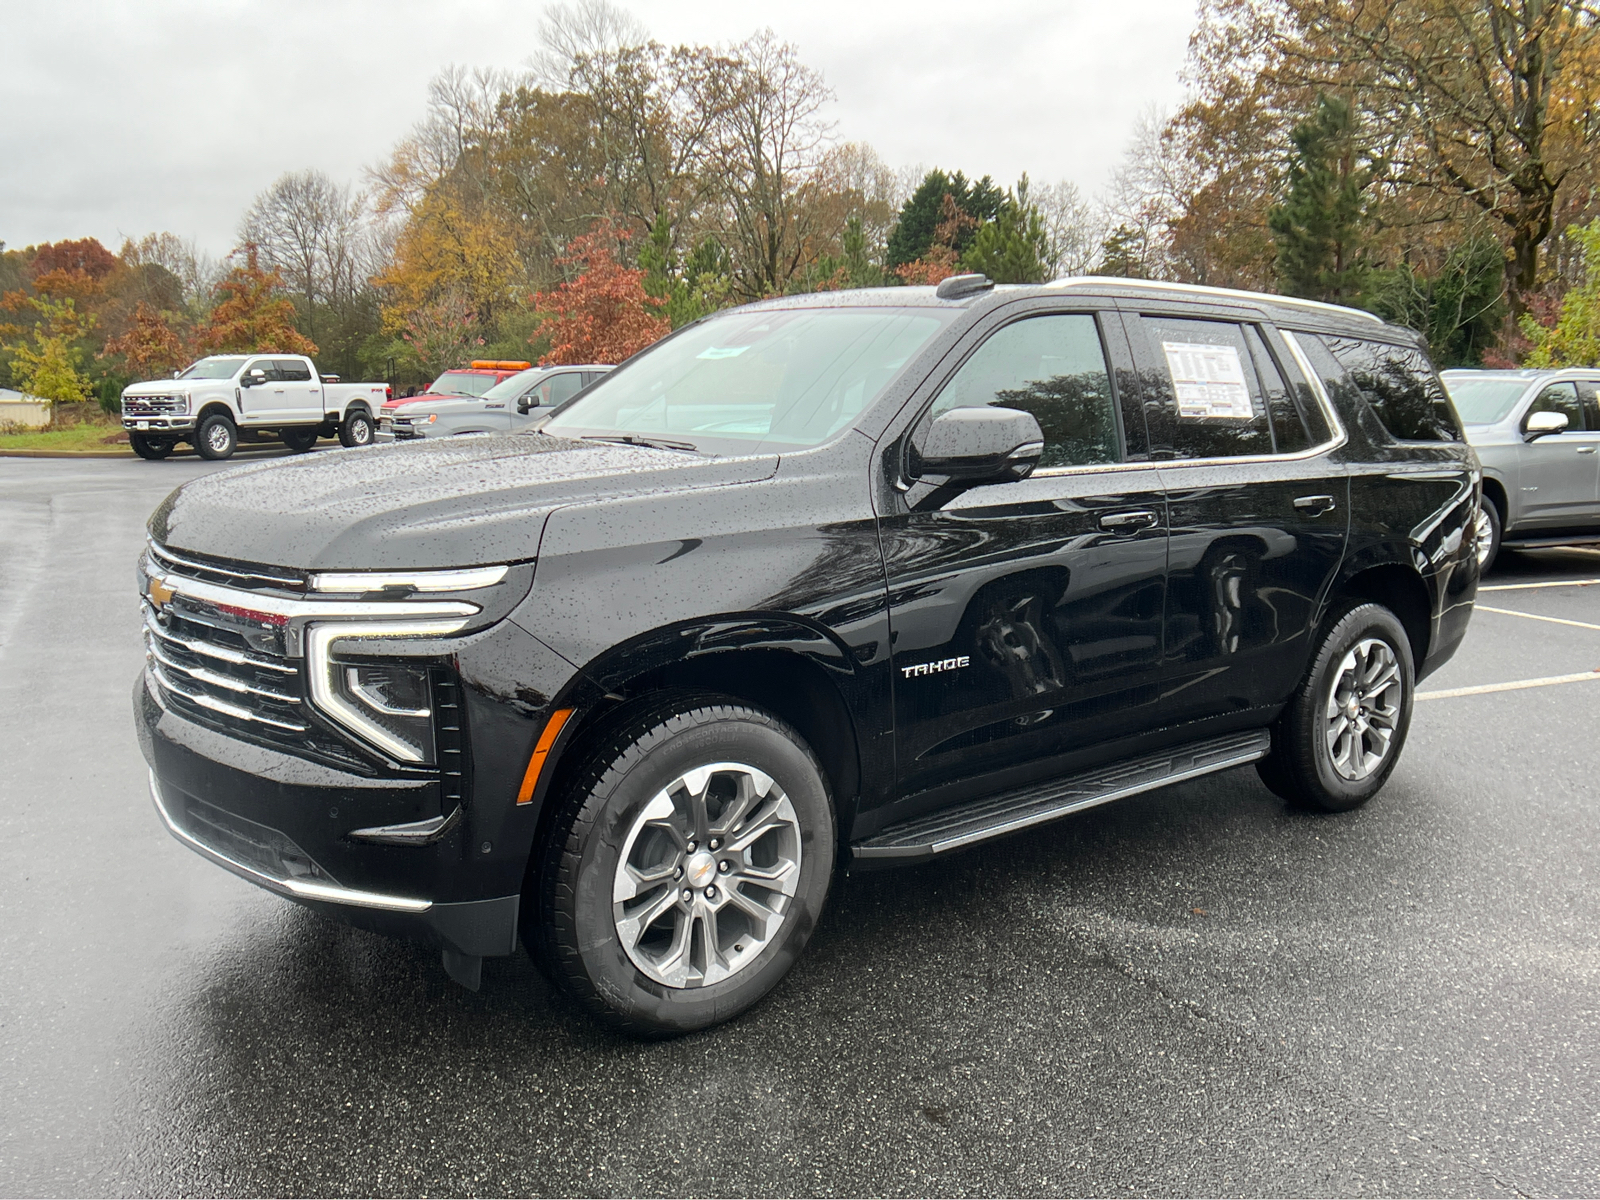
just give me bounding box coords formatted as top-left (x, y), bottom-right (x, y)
top-left (1525, 410), bottom-right (1569, 440)
top-left (242, 368), bottom-right (267, 388)
top-left (516, 399), bottom-right (532, 415)
top-left (914, 407), bottom-right (1044, 484)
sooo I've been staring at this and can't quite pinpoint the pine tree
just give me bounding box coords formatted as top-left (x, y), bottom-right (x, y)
top-left (885, 170), bottom-right (1005, 270)
top-left (962, 177), bottom-right (1050, 284)
top-left (1268, 95), bottom-right (1378, 304)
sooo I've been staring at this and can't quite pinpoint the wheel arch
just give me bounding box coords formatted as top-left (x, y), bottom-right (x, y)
top-left (1328, 557), bottom-right (1433, 670)
top-left (195, 400), bottom-right (234, 425)
top-left (1480, 471), bottom-right (1510, 527)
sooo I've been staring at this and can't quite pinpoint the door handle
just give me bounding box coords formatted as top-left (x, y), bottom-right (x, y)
top-left (1293, 494), bottom-right (1337, 516)
top-left (1578, 446), bottom-right (1596, 455)
top-left (1099, 510), bottom-right (1159, 532)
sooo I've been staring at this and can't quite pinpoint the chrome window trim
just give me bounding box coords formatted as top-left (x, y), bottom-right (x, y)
top-left (1043, 276), bottom-right (1386, 325)
top-left (148, 771), bottom-right (433, 913)
top-left (1026, 331), bottom-right (1348, 478)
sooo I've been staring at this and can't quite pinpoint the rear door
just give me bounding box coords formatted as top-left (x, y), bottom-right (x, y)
top-left (1122, 307), bottom-right (1349, 720)
top-left (875, 303), bottom-right (1171, 810)
top-left (1516, 380), bottom-right (1600, 526)
top-left (274, 358), bottom-right (322, 423)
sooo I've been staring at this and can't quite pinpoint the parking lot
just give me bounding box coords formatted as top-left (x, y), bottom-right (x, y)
top-left (2, 455), bottom-right (1597, 1196)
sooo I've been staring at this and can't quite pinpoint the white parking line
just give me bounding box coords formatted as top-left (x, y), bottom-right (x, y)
top-left (1476, 605), bottom-right (1600, 632)
top-left (1417, 671), bottom-right (1600, 702)
top-left (1480, 579), bottom-right (1600, 592)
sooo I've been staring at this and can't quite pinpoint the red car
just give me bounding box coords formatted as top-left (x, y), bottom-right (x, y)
top-left (385, 361), bottom-right (532, 410)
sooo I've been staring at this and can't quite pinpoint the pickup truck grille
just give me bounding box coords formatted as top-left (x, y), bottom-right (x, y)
top-left (123, 395), bottom-right (187, 415)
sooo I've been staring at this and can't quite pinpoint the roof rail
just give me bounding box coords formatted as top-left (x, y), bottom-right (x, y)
top-left (1044, 276), bottom-right (1385, 325)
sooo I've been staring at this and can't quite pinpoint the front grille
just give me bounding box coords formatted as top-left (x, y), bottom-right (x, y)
top-left (144, 603), bottom-right (306, 733)
top-left (123, 395), bottom-right (187, 415)
top-left (148, 541), bottom-right (308, 594)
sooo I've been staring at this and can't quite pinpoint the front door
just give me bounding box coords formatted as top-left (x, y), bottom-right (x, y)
top-left (237, 356), bottom-right (283, 424)
top-left (511, 371), bottom-right (587, 430)
top-left (1123, 310), bottom-right (1349, 720)
top-left (876, 308), bottom-right (1171, 813)
top-left (1517, 381), bottom-right (1600, 527)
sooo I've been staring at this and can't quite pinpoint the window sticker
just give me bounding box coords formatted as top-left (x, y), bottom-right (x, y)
top-left (696, 346), bottom-right (751, 360)
top-left (1162, 341), bottom-right (1254, 419)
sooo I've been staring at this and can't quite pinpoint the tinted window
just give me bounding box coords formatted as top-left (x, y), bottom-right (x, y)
top-left (547, 373), bottom-right (584, 406)
top-left (1244, 326), bottom-right (1311, 454)
top-left (244, 358), bottom-right (279, 383)
top-left (1577, 381), bottom-right (1600, 429)
top-left (274, 358), bottom-right (312, 382)
top-left (545, 308), bottom-right (950, 451)
top-left (1140, 317), bottom-right (1273, 459)
top-left (927, 313), bottom-right (1119, 469)
top-left (1527, 381), bottom-right (1585, 431)
top-left (1321, 337), bottom-right (1462, 442)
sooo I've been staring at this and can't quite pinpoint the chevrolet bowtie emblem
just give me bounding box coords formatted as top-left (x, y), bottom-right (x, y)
top-left (147, 577), bottom-right (175, 609)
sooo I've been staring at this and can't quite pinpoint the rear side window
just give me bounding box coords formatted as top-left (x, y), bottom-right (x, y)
top-left (1138, 317), bottom-right (1274, 459)
top-left (1243, 326), bottom-right (1312, 454)
top-left (275, 358), bottom-right (312, 382)
top-left (1320, 337), bottom-right (1462, 442)
top-left (926, 313), bottom-right (1121, 469)
top-left (1527, 381), bottom-right (1587, 431)
top-left (1578, 381), bottom-right (1600, 428)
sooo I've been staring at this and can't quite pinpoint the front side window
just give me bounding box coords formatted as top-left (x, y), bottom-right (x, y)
top-left (1526, 381), bottom-right (1586, 431)
top-left (1141, 317), bottom-right (1274, 459)
top-left (923, 313), bottom-right (1120, 469)
top-left (243, 357), bottom-right (280, 383)
top-left (544, 308), bottom-right (949, 452)
top-left (1321, 337), bottom-right (1462, 442)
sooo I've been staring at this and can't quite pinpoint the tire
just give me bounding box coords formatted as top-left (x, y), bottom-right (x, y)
top-left (195, 413), bottom-right (237, 460)
top-left (281, 427), bottom-right (318, 453)
top-left (1257, 601), bottom-right (1415, 813)
top-left (338, 408), bottom-right (374, 448)
top-left (129, 433), bottom-right (173, 460)
top-left (1476, 496), bottom-right (1502, 574)
top-left (529, 694), bottom-right (835, 1036)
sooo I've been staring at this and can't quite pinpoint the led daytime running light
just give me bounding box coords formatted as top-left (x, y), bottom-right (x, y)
top-left (306, 620), bottom-right (468, 762)
top-left (310, 565), bottom-right (509, 594)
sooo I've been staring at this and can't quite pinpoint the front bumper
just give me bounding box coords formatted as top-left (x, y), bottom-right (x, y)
top-left (123, 416), bottom-right (196, 432)
top-left (136, 675), bottom-right (519, 960)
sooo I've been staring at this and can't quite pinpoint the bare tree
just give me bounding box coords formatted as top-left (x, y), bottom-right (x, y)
top-left (239, 169), bottom-right (368, 342)
top-left (1032, 180), bottom-right (1103, 277)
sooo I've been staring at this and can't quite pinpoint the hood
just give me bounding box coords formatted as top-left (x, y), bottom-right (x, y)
top-left (387, 395), bottom-right (486, 416)
top-left (386, 391), bottom-right (472, 409)
top-left (149, 435), bottom-right (778, 570)
top-left (124, 379), bottom-right (195, 397)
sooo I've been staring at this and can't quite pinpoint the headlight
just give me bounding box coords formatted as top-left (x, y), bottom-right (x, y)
top-left (306, 619), bottom-right (468, 763)
top-left (173, 394), bottom-right (190, 413)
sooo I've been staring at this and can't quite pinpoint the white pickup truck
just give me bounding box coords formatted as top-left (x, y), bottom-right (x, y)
top-left (120, 354), bottom-right (391, 461)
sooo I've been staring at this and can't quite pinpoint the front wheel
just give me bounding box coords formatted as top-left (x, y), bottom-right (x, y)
top-left (530, 696), bottom-right (835, 1036)
top-left (1257, 602), bottom-right (1415, 812)
top-left (129, 433), bottom-right (173, 460)
top-left (195, 413), bottom-right (237, 460)
top-left (338, 409), bottom-right (374, 447)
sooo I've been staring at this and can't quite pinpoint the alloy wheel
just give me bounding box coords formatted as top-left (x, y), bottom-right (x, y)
top-left (1324, 637), bottom-right (1403, 781)
top-left (612, 762), bottom-right (803, 988)
top-left (1474, 508), bottom-right (1493, 568)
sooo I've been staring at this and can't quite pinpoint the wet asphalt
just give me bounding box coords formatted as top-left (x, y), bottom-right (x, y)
top-left (2, 454), bottom-right (1598, 1198)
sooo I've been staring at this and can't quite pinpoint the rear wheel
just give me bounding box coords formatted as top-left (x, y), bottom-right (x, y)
top-left (281, 427), bottom-right (318, 453)
top-left (1257, 601), bottom-right (1414, 813)
top-left (530, 695), bottom-right (835, 1036)
top-left (195, 413), bottom-right (237, 460)
top-left (129, 433), bottom-right (173, 460)
top-left (339, 408), bottom-right (374, 448)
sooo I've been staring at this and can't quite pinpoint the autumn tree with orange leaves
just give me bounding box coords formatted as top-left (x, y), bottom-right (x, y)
top-left (104, 303), bottom-right (188, 378)
top-left (532, 221), bottom-right (670, 365)
top-left (195, 245), bottom-right (318, 357)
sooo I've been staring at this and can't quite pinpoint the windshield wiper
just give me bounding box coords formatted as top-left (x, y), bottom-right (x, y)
top-left (581, 434), bottom-right (700, 453)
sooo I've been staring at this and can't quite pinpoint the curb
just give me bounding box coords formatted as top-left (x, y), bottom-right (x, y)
top-left (1, 448), bottom-right (135, 459)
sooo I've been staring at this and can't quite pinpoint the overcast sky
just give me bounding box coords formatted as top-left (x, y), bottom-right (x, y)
top-left (0, 0), bottom-right (1198, 259)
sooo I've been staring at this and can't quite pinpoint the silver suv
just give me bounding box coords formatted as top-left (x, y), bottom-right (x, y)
top-left (1443, 368), bottom-right (1600, 571)
top-left (377, 364), bottom-right (611, 442)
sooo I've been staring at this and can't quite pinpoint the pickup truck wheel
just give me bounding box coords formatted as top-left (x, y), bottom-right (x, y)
top-left (129, 433), bottom-right (173, 460)
top-left (1257, 602), bottom-right (1414, 813)
top-left (530, 695), bottom-right (835, 1037)
top-left (196, 413), bottom-right (237, 460)
top-left (281, 427), bottom-right (318, 453)
top-left (1475, 497), bottom-right (1502, 574)
top-left (338, 409), bottom-right (374, 447)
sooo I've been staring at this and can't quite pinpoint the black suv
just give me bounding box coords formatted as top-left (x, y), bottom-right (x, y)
top-left (135, 277), bottom-right (1479, 1034)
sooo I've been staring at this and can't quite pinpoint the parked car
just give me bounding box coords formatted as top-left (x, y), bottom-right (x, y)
top-left (377, 364), bottom-right (611, 442)
top-left (135, 275), bottom-right (1479, 1035)
top-left (1441, 368), bottom-right (1600, 571)
top-left (385, 361), bottom-right (535, 411)
top-left (121, 355), bottom-right (389, 461)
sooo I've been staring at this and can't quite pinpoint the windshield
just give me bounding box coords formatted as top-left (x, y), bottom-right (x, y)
top-left (482, 368), bottom-right (545, 402)
top-left (428, 370), bottom-right (501, 397)
top-left (542, 308), bottom-right (948, 452)
top-left (177, 356), bottom-right (247, 380)
top-left (1443, 376), bottom-right (1532, 425)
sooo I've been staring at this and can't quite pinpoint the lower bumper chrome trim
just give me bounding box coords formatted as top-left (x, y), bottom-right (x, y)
top-left (147, 769), bottom-right (432, 913)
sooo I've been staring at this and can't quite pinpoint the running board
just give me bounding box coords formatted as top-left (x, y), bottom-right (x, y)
top-left (1501, 534), bottom-right (1600, 550)
top-left (852, 729), bottom-right (1271, 863)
